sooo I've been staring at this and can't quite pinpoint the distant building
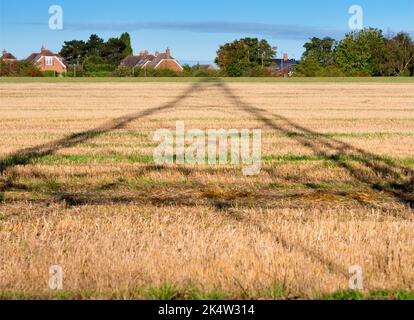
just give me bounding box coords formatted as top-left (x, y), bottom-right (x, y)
top-left (121, 48), bottom-right (183, 72)
top-left (26, 47), bottom-right (67, 74)
top-left (1, 50), bottom-right (17, 64)
top-left (270, 56), bottom-right (300, 77)
top-left (193, 64), bottom-right (216, 71)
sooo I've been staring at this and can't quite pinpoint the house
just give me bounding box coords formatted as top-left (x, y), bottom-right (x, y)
top-left (26, 47), bottom-right (67, 74)
top-left (1, 50), bottom-right (17, 64)
top-left (270, 57), bottom-right (299, 77)
top-left (121, 48), bottom-right (183, 72)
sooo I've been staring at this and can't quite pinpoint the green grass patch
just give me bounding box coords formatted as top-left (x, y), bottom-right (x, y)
top-left (28, 153), bottom-right (154, 165)
top-left (320, 290), bottom-right (365, 300)
top-left (146, 284), bottom-right (181, 300)
top-left (1, 77), bottom-right (413, 84)
top-left (283, 132), bottom-right (414, 139)
top-left (263, 154), bottom-right (408, 167)
top-left (268, 183), bottom-right (296, 190)
top-left (26, 178), bottom-right (61, 192)
top-left (3, 151), bottom-right (412, 168)
top-left (303, 182), bottom-right (354, 190)
top-left (97, 176), bottom-right (184, 191)
top-left (320, 289), bottom-right (414, 300)
top-left (1, 287), bottom-right (412, 300)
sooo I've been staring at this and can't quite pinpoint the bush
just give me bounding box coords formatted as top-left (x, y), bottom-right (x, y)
top-left (112, 66), bottom-right (133, 77)
top-left (132, 67), bottom-right (156, 77)
top-left (293, 58), bottom-right (348, 77)
top-left (0, 61), bottom-right (43, 77)
top-left (293, 55), bottom-right (321, 77)
top-left (83, 55), bottom-right (115, 74)
top-left (182, 64), bottom-right (192, 75)
top-left (42, 70), bottom-right (58, 77)
top-left (193, 69), bottom-right (222, 77)
top-left (154, 69), bottom-right (181, 77)
top-left (86, 71), bottom-right (112, 77)
top-left (66, 66), bottom-right (85, 77)
top-left (315, 65), bottom-right (346, 77)
top-left (242, 66), bottom-right (279, 77)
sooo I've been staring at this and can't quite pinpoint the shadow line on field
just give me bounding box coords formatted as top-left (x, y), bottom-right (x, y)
top-left (215, 81), bottom-right (414, 209)
top-left (2, 78), bottom-right (408, 281)
top-left (0, 81), bottom-right (209, 202)
top-left (210, 80), bottom-right (414, 279)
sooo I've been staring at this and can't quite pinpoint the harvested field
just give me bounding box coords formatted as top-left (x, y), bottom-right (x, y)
top-left (0, 81), bottom-right (413, 299)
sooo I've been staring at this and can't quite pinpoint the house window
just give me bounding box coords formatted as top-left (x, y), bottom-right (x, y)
top-left (45, 57), bottom-right (54, 66)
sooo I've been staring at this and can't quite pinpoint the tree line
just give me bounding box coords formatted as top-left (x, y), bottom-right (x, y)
top-left (60, 33), bottom-right (133, 76)
top-left (1, 28), bottom-right (413, 77)
top-left (295, 28), bottom-right (414, 77)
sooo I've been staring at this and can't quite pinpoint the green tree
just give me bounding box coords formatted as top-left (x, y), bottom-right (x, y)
top-left (182, 64), bottom-right (192, 75)
top-left (302, 37), bottom-right (337, 67)
top-left (83, 56), bottom-right (114, 73)
top-left (60, 33), bottom-right (133, 72)
top-left (101, 37), bottom-right (131, 66)
top-left (0, 60), bottom-right (43, 77)
top-left (85, 34), bottom-right (105, 57)
top-left (59, 40), bottom-right (86, 65)
top-left (383, 32), bottom-right (414, 76)
top-left (119, 32), bottom-right (133, 57)
top-left (334, 28), bottom-right (386, 76)
top-left (215, 38), bottom-right (276, 76)
top-left (295, 37), bottom-right (340, 77)
top-left (294, 55), bottom-right (322, 77)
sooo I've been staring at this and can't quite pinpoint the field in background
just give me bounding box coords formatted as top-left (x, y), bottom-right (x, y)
top-left (0, 81), bottom-right (413, 300)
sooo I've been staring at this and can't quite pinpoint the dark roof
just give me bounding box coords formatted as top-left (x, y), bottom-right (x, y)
top-left (272, 59), bottom-right (299, 69)
top-left (26, 53), bottom-right (38, 62)
top-left (121, 56), bottom-right (143, 68)
top-left (1, 52), bottom-right (16, 60)
top-left (138, 55), bottom-right (155, 67)
top-left (120, 55), bottom-right (157, 68)
top-left (120, 49), bottom-right (182, 70)
top-left (26, 48), bottom-right (62, 63)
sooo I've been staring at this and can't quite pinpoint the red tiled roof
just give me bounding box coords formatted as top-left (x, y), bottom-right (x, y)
top-left (27, 48), bottom-right (62, 63)
top-left (26, 53), bottom-right (38, 62)
top-left (1, 51), bottom-right (16, 60)
top-left (121, 48), bottom-right (182, 70)
top-left (41, 48), bottom-right (55, 56)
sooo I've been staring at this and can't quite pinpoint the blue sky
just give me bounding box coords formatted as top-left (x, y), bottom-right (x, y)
top-left (0, 0), bottom-right (413, 63)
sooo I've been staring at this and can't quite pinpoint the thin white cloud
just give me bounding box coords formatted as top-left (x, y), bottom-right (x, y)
top-left (22, 21), bottom-right (348, 40)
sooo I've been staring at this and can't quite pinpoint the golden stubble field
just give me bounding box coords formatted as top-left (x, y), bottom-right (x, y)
top-left (0, 81), bottom-right (413, 299)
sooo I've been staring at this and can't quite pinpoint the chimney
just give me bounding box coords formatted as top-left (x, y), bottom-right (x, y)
top-left (283, 53), bottom-right (288, 61)
top-left (139, 50), bottom-right (148, 57)
top-left (165, 48), bottom-right (171, 59)
top-left (155, 51), bottom-right (160, 57)
top-left (2, 49), bottom-right (6, 56)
